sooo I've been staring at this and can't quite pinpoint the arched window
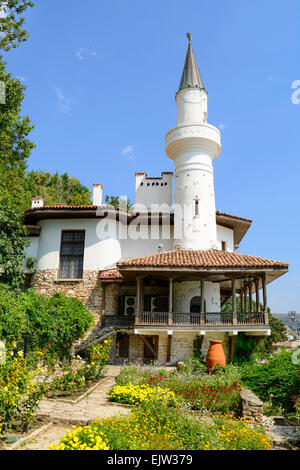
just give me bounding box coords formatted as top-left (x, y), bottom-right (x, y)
top-left (190, 296), bottom-right (206, 313)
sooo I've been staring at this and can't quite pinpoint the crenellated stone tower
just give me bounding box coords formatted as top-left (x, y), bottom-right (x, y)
top-left (166, 34), bottom-right (221, 250)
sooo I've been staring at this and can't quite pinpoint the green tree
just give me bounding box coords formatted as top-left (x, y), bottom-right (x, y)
top-left (105, 195), bottom-right (133, 210)
top-left (222, 297), bottom-right (287, 358)
top-left (0, 1), bottom-right (35, 289)
top-left (23, 170), bottom-right (92, 208)
top-left (0, 0), bottom-right (34, 51)
top-left (0, 196), bottom-right (30, 287)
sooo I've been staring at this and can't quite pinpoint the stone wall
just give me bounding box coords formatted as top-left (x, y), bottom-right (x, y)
top-left (111, 332), bottom-right (169, 365)
top-left (110, 331), bottom-right (230, 365)
top-left (240, 388), bottom-right (264, 423)
top-left (31, 269), bottom-right (111, 326)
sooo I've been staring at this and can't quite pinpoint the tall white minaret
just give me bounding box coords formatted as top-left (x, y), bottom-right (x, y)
top-left (166, 34), bottom-right (221, 250)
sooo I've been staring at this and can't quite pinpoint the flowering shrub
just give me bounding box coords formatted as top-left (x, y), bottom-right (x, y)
top-left (115, 362), bottom-right (168, 386)
top-left (109, 383), bottom-right (177, 406)
top-left (49, 339), bottom-right (112, 397)
top-left (0, 347), bottom-right (48, 432)
top-left (49, 425), bottom-right (110, 450)
top-left (115, 364), bottom-right (241, 413)
top-left (51, 401), bottom-right (272, 450)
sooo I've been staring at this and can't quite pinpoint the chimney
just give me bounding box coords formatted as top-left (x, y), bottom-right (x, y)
top-left (93, 183), bottom-right (103, 206)
top-left (31, 197), bottom-right (44, 208)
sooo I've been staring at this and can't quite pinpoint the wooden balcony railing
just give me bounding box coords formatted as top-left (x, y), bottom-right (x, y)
top-left (103, 312), bottom-right (268, 328)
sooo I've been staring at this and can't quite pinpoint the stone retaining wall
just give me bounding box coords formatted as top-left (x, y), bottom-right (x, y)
top-left (240, 388), bottom-right (264, 423)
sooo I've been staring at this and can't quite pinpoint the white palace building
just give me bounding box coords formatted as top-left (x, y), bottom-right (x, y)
top-left (24, 36), bottom-right (289, 364)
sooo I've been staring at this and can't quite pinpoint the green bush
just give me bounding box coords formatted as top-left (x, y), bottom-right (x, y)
top-left (48, 339), bottom-right (112, 396)
top-left (0, 348), bottom-right (48, 432)
top-left (0, 285), bottom-right (94, 360)
top-left (239, 350), bottom-right (300, 412)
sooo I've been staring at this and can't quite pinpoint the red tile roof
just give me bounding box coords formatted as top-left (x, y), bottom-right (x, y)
top-left (24, 205), bottom-right (251, 222)
top-left (99, 268), bottom-right (123, 280)
top-left (216, 211), bottom-right (252, 223)
top-left (117, 249), bottom-right (289, 270)
top-left (273, 341), bottom-right (300, 349)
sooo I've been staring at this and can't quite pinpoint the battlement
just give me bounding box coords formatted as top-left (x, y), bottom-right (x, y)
top-left (135, 172), bottom-right (173, 210)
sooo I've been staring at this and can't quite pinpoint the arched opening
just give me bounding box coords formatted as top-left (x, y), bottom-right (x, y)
top-left (190, 296), bottom-right (206, 313)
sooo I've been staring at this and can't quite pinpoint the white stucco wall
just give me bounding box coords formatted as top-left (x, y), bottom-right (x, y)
top-left (34, 218), bottom-right (174, 272)
top-left (24, 237), bottom-right (39, 259)
top-left (135, 172), bottom-right (173, 210)
top-left (216, 225), bottom-right (234, 252)
top-left (173, 280), bottom-right (220, 313)
top-left (26, 218), bottom-right (234, 273)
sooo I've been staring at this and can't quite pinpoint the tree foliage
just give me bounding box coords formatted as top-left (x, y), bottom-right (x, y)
top-left (0, 60), bottom-right (35, 205)
top-left (0, 285), bottom-right (94, 360)
top-left (222, 297), bottom-right (287, 357)
top-left (0, 196), bottom-right (30, 288)
top-left (0, 0), bottom-right (34, 51)
top-left (105, 195), bottom-right (133, 210)
top-left (239, 350), bottom-right (300, 412)
top-left (22, 170), bottom-right (92, 209)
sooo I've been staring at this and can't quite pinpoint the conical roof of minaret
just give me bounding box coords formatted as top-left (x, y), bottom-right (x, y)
top-left (178, 33), bottom-right (205, 92)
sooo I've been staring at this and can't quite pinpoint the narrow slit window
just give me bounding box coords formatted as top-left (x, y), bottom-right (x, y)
top-left (194, 198), bottom-right (199, 216)
top-left (59, 230), bottom-right (85, 279)
top-left (221, 241), bottom-right (227, 252)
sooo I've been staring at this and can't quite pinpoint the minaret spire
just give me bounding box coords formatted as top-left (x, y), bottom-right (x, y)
top-left (178, 33), bottom-right (205, 92)
top-left (166, 36), bottom-right (221, 250)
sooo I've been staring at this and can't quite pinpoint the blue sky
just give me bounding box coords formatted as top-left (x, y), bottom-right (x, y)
top-left (3, 0), bottom-right (300, 312)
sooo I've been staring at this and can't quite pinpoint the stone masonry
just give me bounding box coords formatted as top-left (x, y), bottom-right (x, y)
top-left (31, 269), bottom-right (105, 325)
top-left (240, 388), bottom-right (264, 423)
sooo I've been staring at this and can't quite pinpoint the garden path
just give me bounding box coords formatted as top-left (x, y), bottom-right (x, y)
top-left (16, 365), bottom-right (130, 450)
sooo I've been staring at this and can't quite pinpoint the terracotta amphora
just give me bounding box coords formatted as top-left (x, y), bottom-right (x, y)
top-left (206, 340), bottom-right (226, 373)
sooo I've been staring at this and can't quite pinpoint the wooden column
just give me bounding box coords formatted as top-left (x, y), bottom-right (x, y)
top-left (168, 278), bottom-right (173, 325)
top-left (244, 284), bottom-right (248, 312)
top-left (247, 336), bottom-right (264, 359)
top-left (167, 334), bottom-right (172, 362)
top-left (249, 282), bottom-right (253, 313)
top-left (140, 278), bottom-right (144, 312)
top-left (232, 279), bottom-right (237, 325)
top-left (229, 335), bottom-right (236, 363)
top-left (262, 273), bottom-right (268, 324)
top-left (200, 279), bottom-right (205, 325)
top-left (135, 276), bottom-right (141, 323)
top-left (255, 279), bottom-right (260, 313)
top-left (101, 283), bottom-right (107, 327)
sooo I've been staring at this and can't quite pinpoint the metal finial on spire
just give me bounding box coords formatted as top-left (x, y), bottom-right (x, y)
top-left (178, 36), bottom-right (205, 92)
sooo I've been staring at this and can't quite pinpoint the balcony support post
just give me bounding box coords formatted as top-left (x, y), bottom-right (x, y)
top-left (244, 283), bottom-right (248, 312)
top-left (229, 335), bottom-right (236, 363)
top-left (167, 334), bottom-right (172, 363)
top-left (255, 279), bottom-right (260, 313)
top-left (135, 276), bottom-right (141, 324)
top-left (168, 278), bottom-right (173, 325)
top-left (232, 279), bottom-right (237, 325)
top-left (262, 273), bottom-right (268, 324)
top-left (249, 282), bottom-right (253, 313)
top-left (200, 279), bottom-right (205, 325)
top-left (240, 291), bottom-right (244, 314)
